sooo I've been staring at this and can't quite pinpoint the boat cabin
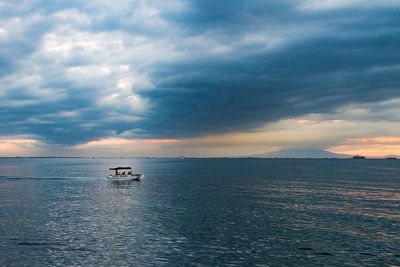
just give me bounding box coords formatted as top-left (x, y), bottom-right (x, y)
top-left (109, 167), bottom-right (133, 175)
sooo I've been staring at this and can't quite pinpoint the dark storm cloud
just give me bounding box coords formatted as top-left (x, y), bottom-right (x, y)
top-left (1, 0), bottom-right (400, 144)
top-left (141, 30), bottom-right (400, 137)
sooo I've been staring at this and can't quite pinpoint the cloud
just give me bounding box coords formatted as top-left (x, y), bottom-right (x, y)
top-left (0, 136), bottom-right (42, 156)
top-left (297, 0), bottom-right (400, 11)
top-left (70, 137), bottom-right (180, 157)
top-left (0, 0), bottom-right (399, 153)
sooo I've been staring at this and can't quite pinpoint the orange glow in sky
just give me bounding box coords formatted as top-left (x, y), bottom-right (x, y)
top-left (75, 138), bottom-right (179, 148)
top-left (0, 139), bottom-right (36, 144)
top-left (347, 137), bottom-right (400, 143)
top-left (329, 136), bottom-right (400, 157)
top-left (140, 139), bottom-right (179, 143)
top-left (79, 138), bottom-right (137, 147)
top-left (0, 139), bottom-right (37, 156)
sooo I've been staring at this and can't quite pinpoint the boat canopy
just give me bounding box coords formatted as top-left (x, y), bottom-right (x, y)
top-left (109, 167), bottom-right (132, 170)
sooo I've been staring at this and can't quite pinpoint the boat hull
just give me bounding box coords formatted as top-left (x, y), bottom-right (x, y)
top-left (107, 174), bottom-right (142, 181)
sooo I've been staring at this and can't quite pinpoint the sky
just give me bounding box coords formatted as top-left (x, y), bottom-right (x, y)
top-left (0, 0), bottom-right (400, 157)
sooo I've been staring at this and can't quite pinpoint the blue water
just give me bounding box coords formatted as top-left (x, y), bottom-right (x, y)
top-left (0, 158), bottom-right (399, 266)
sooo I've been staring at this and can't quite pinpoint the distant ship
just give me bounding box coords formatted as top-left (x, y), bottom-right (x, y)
top-left (353, 155), bottom-right (366, 159)
top-left (386, 157), bottom-right (397, 159)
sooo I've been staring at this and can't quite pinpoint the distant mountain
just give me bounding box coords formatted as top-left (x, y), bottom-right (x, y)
top-left (249, 149), bottom-right (350, 158)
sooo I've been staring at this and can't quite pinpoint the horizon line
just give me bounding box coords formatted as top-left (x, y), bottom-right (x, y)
top-left (0, 156), bottom-right (397, 159)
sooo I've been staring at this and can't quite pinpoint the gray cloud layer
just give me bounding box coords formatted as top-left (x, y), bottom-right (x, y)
top-left (1, 0), bottom-right (399, 144)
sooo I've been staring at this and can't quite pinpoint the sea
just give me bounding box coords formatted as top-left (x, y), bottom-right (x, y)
top-left (0, 157), bottom-right (399, 266)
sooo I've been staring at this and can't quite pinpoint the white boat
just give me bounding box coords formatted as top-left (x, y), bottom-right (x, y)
top-left (107, 167), bottom-right (142, 181)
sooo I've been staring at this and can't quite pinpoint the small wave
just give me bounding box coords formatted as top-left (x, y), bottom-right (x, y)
top-left (46, 246), bottom-right (97, 252)
top-left (68, 247), bottom-right (97, 252)
top-left (0, 177), bottom-right (69, 181)
top-left (359, 252), bottom-right (377, 256)
top-left (18, 241), bottom-right (51, 246)
top-left (16, 241), bottom-right (95, 252)
top-left (314, 252), bottom-right (333, 256)
top-left (0, 176), bottom-right (99, 181)
top-left (298, 247), bottom-right (314, 251)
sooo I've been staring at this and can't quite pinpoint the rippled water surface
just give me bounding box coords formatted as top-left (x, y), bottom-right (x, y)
top-left (1, 158), bottom-right (400, 266)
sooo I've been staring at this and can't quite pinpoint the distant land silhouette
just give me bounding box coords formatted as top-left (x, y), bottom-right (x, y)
top-left (249, 149), bottom-right (350, 158)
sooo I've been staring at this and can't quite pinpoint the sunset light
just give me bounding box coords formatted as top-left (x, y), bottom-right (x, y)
top-left (1, 1), bottom-right (400, 266)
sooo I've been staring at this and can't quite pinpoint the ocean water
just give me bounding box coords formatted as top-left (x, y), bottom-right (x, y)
top-left (0, 158), bottom-right (399, 266)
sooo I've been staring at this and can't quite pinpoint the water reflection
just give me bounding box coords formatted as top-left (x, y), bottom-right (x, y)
top-left (1, 158), bottom-right (400, 266)
top-left (110, 179), bottom-right (140, 188)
